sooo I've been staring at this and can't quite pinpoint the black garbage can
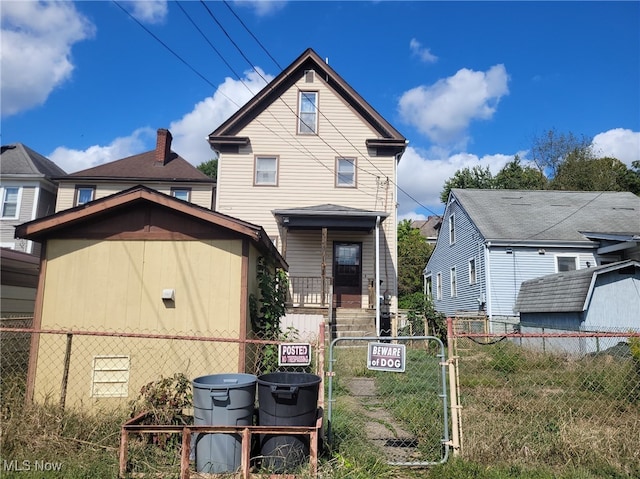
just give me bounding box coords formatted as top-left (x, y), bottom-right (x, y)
top-left (257, 372), bottom-right (321, 472)
top-left (192, 373), bottom-right (257, 473)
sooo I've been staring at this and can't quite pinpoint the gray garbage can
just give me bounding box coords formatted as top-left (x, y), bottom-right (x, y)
top-left (192, 373), bottom-right (257, 473)
top-left (257, 372), bottom-right (321, 472)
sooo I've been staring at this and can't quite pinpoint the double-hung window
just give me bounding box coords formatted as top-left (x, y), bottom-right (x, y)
top-left (255, 156), bottom-right (278, 186)
top-left (1, 187), bottom-right (20, 218)
top-left (436, 272), bottom-right (442, 300)
top-left (75, 186), bottom-right (95, 206)
top-left (298, 91), bottom-right (318, 134)
top-left (469, 258), bottom-right (477, 285)
top-left (336, 158), bottom-right (356, 187)
top-left (449, 213), bottom-right (456, 244)
top-left (450, 267), bottom-right (457, 297)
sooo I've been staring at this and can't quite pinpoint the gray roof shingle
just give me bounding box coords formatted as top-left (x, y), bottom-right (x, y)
top-left (452, 189), bottom-right (640, 243)
top-left (514, 260), bottom-right (640, 313)
top-left (0, 143), bottom-right (67, 177)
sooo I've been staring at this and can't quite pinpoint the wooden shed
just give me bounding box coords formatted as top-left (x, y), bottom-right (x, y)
top-left (15, 185), bottom-right (286, 408)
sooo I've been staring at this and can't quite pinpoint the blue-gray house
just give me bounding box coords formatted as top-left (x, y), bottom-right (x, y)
top-left (423, 189), bottom-right (640, 330)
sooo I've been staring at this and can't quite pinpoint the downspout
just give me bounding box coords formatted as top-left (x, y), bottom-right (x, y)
top-left (375, 215), bottom-right (381, 336)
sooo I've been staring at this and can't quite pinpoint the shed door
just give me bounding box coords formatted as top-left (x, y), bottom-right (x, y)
top-left (333, 242), bottom-right (362, 308)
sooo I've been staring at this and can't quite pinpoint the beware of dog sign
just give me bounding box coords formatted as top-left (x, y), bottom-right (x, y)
top-left (367, 342), bottom-right (406, 372)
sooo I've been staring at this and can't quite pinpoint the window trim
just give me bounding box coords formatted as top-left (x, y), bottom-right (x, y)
top-left (449, 213), bottom-right (456, 245)
top-left (335, 157), bottom-right (357, 188)
top-left (436, 272), bottom-right (442, 300)
top-left (425, 274), bottom-right (433, 300)
top-left (450, 266), bottom-right (457, 298)
top-left (1, 186), bottom-right (21, 219)
top-left (254, 155), bottom-right (279, 186)
top-left (75, 185), bottom-right (96, 206)
top-left (90, 355), bottom-right (130, 398)
top-left (468, 258), bottom-right (477, 285)
top-left (171, 187), bottom-right (192, 202)
top-left (298, 91), bottom-right (318, 135)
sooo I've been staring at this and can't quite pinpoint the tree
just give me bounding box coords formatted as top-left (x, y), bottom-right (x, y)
top-left (440, 165), bottom-right (494, 203)
top-left (494, 155), bottom-right (547, 190)
top-left (397, 219), bottom-right (433, 300)
top-left (530, 128), bottom-right (593, 179)
top-left (197, 159), bottom-right (218, 180)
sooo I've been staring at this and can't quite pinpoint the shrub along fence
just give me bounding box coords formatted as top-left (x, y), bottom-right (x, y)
top-left (449, 317), bottom-right (640, 476)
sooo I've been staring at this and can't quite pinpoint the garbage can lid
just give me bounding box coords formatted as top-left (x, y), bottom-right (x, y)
top-left (258, 372), bottom-right (321, 387)
top-left (193, 373), bottom-right (257, 389)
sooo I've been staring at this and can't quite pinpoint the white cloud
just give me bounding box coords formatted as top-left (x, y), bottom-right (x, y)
top-left (398, 65), bottom-right (509, 148)
top-left (409, 38), bottom-right (438, 63)
top-left (170, 69), bottom-right (272, 166)
top-left (591, 128), bottom-right (640, 167)
top-left (47, 69), bottom-right (272, 172)
top-left (49, 128), bottom-right (154, 174)
top-left (231, 0), bottom-right (287, 16)
top-left (0, 1), bottom-right (95, 117)
top-left (397, 146), bottom-right (516, 219)
top-left (121, 0), bottom-right (168, 24)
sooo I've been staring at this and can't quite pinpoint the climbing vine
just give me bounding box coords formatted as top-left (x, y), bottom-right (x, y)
top-left (249, 256), bottom-right (291, 373)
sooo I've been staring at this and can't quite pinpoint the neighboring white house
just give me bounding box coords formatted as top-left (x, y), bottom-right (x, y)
top-left (424, 189), bottom-right (640, 328)
top-left (0, 143), bottom-right (66, 255)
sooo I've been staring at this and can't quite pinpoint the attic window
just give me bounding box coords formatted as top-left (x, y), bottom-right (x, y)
top-left (298, 91), bottom-right (318, 134)
top-left (75, 185), bottom-right (95, 206)
top-left (304, 70), bottom-right (315, 83)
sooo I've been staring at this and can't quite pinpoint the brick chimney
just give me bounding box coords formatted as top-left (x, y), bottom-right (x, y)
top-left (155, 128), bottom-right (172, 166)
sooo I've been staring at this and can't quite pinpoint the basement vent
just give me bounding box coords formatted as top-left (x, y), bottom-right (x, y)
top-left (304, 70), bottom-right (315, 83)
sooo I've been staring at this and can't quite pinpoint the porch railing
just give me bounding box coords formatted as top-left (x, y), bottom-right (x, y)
top-left (288, 276), bottom-right (333, 307)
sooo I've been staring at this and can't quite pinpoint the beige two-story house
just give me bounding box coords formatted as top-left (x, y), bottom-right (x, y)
top-left (54, 129), bottom-right (215, 212)
top-left (208, 48), bottom-right (407, 336)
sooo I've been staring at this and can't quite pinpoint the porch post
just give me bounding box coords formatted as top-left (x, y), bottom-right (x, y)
top-left (321, 227), bottom-right (327, 306)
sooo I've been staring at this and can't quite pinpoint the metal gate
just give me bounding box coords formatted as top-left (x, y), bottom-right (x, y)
top-left (326, 336), bottom-right (450, 467)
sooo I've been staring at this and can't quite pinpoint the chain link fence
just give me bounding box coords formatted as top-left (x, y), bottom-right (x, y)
top-left (450, 318), bottom-right (640, 476)
top-left (1, 319), bottom-right (324, 476)
top-left (326, 336), bottom-right (449, 467)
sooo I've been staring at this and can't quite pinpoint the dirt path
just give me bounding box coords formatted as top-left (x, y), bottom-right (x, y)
top-left (346, 378), bottom-right (420, 463)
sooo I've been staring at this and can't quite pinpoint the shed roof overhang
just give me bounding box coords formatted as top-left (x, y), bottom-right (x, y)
top-left (272, 204), bottom-right (388, 232)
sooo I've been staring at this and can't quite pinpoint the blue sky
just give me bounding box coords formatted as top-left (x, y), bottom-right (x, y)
top-left (2, 1), bottom-right (639, 219)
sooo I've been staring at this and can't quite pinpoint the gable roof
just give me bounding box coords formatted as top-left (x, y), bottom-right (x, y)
top-left (15, 185), bottom-right (286, 269)
top-left (0, 143), bottom-right (67, 178)
top-left (514, 260), bottom-right (640, 313)
top-left (56, 129), bottom-right (213, 183)
top-left (208, 48), bottom-right (406, 155)
top-left (451, 189), bottom-right (640, 244)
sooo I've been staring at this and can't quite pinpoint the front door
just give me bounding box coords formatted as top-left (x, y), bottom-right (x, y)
top-left (333, 242), bottom-right (362, 308)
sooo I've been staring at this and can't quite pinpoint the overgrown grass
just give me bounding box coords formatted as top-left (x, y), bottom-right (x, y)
top-left (1, 375), bottom-right (124, 478)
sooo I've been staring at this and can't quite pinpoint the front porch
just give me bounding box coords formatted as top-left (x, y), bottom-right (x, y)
top-left (287, 276), bottom-right (377, 310)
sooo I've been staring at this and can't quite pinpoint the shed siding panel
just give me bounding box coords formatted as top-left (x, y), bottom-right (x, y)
top-left (584, 272), bottom-right (640, 331)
